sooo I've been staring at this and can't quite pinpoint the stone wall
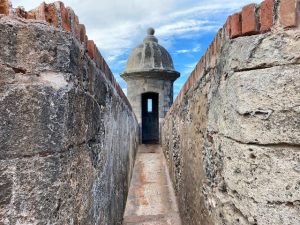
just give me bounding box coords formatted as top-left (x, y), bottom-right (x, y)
top-left (0, 2), bottom-right (139, 225)
top-left (162, 0), bottom-right (300, 224)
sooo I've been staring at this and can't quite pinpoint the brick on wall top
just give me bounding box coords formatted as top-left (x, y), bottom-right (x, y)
top-left (166, 0), bottom-right (300, 117)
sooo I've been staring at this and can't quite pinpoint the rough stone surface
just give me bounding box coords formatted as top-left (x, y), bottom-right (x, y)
top-left (0, 17), bottom-right (139, 225)
top-left (162, 24), bottom-right (300, 225)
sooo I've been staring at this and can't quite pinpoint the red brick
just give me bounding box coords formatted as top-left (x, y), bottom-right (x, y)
top-left (45, 3), bottom-right (59, 27)
top-left (108, 69), bottom-right (114, 82)
top-left (195, 62), bottom-right (201, 80)
top-left (242, 4), bottom-right (258, 35)
top-left (99, 56), bottom-right (104, 72)
top-left (183, 82), bottom-right (188, 94)
top-left (84, 35), bottom-right (88, 48)
top-left (66, 7), bottom-right (76, 33)
top-left (78, 24), bottom-right (86, 43)
top-left (0, 0), bottom-right (9, 15)
top-left (225, 16), bottom-right (232, 37)
top-left (280, 0), bottom-right (297, 28)
top-left (215, 32), bottom-right (221, 53)
top-left (260, 0), bottom-right (274, 32)
top-left (57, 2), bottom-right (71, 31)
top-left (187, 76), bottom-right (191, 89)
top-left (15, 7), bottom-right (27, 18)
top-left (27, 11), bottom-right (36, 19)
top-left (87, 40), bottom-right (96, 59)
top-left (112, 77), bottom-right (117, 90)
top-left (32, 3), bottom-right (46, 20)
top-left (200, 56), bottom-right (205, 73)
top-left (94, 49), bottom-right (102, 69)
top-left (74, 15), bottom-right (81, 40)
top-left (230, 13), bottom-right (242, 38)
top-left (106, 71), bottom-right (113, 82)
top-left (205, 50), bottom-right (210, 68)
top-left (190, 73), bottom-right (194, 86)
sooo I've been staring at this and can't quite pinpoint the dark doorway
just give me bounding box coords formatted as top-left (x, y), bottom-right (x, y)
top-left (142, 92), bottom-right (159, 144)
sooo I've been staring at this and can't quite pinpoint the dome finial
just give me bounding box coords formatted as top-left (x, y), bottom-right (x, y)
top-left (147, 27), bottom-right (155, 36)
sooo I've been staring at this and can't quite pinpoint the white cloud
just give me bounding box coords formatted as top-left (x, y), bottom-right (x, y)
top-left (11, 0), bottom-right (262, 87)
top-left (156, 20), bottom-right (217, 37)
top-left (182, 61), bottom-right (198, 75)
top-left (11, 0), bottom-right (261, 59)
top-left (192, 44), bottom-right (201, 53)
top-left (176, 44), bottom-right (201, 54)
top-left (176, 49), bottom-right (190, 54)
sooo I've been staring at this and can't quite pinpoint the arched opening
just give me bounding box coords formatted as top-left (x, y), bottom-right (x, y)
top-left (142, 92), bottom-right (159, 144)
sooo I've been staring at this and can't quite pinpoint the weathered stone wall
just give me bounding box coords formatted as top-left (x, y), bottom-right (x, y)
top-left (162, 0), bottom-right (300, 224)
top-left (0, 2), bottom-right (139, 225)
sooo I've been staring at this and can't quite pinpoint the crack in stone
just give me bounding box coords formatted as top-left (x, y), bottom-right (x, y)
top-left (2, 63), bottom-right (27, 74)
top-left (0, 141), bottom-right (86, 160)
top-left (233, 61), bottom-right (300, 72)
top-left (221, 134), bottom-right (300, 149)
top-left (266, 200), bottom-right (300, 206)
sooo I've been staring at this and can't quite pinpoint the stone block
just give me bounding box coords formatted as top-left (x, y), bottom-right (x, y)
top-left (228, 29), bottom-right (300, 71)
top-left (220, 65), bottom-right (300, 144)
top-left (220, 138), bottom-right (300, 225)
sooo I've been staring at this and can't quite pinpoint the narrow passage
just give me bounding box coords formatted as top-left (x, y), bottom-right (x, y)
top-left (123, 145), bottom-right (182, 225)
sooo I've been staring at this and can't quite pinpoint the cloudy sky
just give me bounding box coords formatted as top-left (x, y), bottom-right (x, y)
top-left (12, 0), bottom-right (261, 96)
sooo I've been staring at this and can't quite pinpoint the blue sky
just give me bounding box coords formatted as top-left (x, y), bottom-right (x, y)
top-left (13, 0), bottom-right (261, 97)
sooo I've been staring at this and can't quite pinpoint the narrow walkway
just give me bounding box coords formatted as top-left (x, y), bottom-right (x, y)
top-left (123, 145), bottom-right (182, 225)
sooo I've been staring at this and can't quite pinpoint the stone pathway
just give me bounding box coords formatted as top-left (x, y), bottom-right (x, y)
top-left (123, 145), bottom-right (182, 225)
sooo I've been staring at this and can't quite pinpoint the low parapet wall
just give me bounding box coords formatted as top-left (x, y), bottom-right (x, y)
top-left (0, 1), bottom-right (139, 224)
top-left (0, 0), bottom-right (130, 108)
top-left (162, 0), bottom-right (300, 224)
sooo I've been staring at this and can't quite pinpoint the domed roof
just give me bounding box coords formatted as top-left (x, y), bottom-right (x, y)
top-left (121, 28), bottom-right (180, 81)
